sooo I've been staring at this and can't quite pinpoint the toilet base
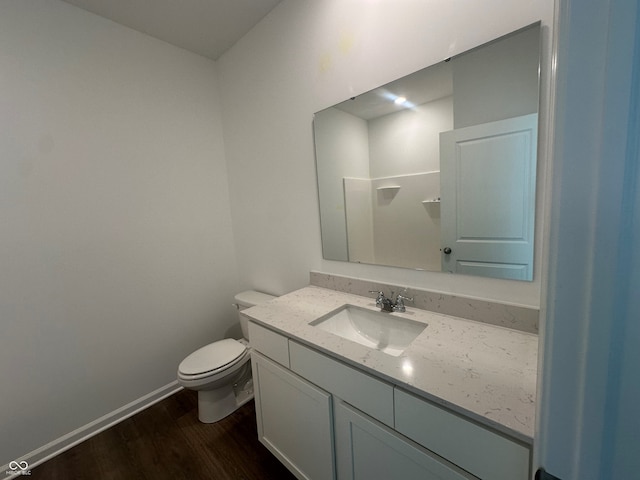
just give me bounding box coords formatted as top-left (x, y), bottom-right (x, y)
top-left (196, 382), bottom-right (254, 423)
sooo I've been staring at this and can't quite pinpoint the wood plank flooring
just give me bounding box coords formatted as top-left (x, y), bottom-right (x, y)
top-left (33, 389), bottom-right (296, 480)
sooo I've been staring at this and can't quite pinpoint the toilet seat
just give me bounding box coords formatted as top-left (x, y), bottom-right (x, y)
top-left (178, 339), bottom-right (248, 380)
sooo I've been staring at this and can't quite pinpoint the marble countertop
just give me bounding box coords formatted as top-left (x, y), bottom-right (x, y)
top-left (243, 285), bottom-right (538, 444)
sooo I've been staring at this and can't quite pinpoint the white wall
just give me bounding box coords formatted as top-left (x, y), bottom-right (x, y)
top-left (366, 98), bottom-right (450, 270)
top-left (344, 178), bottom-right (375, 263)
top-left (314, 107), bottom-right (370, 261)
top-left (218, 0), bottom-right (555, 307)
top-left (369, 96), bottom-right (452, 177)
top-left (0, 0), bottom-right (238, 466)
top-left (371, 172), bottom-right (441, 270)
top-left (453, 23), bottom-right (540, 129)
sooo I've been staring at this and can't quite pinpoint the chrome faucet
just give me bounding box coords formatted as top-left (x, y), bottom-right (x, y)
top-left (394, 293), bottom-right (413, 312)
top-left (369, 290), bottom-right (392, 311)
top-left (368, 290), bottom-right (413, 313)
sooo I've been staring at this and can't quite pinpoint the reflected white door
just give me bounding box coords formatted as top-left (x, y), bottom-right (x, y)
top-left (440, 114), bottom-right (538, 280)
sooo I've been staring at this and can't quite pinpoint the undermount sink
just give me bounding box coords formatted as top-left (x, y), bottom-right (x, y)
top-left (309, 304), bottom-right (427, 356)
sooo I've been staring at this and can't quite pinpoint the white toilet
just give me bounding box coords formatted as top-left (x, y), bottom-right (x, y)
top-left (177, 290), bottom-right (275, 423)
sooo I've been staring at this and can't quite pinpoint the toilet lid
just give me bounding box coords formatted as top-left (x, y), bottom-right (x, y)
top-left (179, 339), bottom-right (247, 376)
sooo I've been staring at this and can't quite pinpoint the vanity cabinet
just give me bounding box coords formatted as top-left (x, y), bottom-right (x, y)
top-left (249, 321), bottom-right (531, 480)
top-left (251, 350), bottom-right (335, 480)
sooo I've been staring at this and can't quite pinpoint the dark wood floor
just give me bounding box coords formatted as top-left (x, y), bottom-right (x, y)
top-left (33, 389), bottom-right (296, 480)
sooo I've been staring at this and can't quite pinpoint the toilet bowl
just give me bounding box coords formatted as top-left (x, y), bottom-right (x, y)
top-left (177, 290), bottom-right (275, 423)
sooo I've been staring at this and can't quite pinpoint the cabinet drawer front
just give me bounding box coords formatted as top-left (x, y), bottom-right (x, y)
top-left (395, 389), bottom-right (530, 480)
top-left (289, 341), bottom-right (394, 427)
top-left (248, 321), bottom-right (289, 367)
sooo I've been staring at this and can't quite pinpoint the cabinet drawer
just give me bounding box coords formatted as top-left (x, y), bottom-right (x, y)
top-left (289, 341), bottom-right (394, 427)
top-left (394, 389), bottom-right (530, 480)
top-left (248, 321), bottom-right (289, 368)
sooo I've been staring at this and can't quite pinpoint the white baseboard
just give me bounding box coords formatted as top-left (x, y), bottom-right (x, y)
top-left (2, 381), bottom-right (183, 478)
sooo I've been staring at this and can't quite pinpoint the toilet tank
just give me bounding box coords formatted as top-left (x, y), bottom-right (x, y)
top-left (234, 290), bottom-right (276, 340)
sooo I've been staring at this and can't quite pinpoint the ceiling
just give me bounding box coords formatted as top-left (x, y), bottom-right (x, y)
top-left (62, 0), bottom-right (283, 60)
top-left (333, 62), bottom-right (453, 120)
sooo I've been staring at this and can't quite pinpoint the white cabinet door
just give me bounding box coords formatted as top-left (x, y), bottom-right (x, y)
top-left (440, 113), bottom-right (538, 280)
top-left (394, 388), bottom-right (530, 480)
top-left (252, 351), bottom-right (335, 480)
top-left (334, 399), bottom-right (477, 480)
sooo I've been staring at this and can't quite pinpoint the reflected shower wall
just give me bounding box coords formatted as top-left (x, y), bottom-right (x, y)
top-left (344, 171), bottom-right (441, 270)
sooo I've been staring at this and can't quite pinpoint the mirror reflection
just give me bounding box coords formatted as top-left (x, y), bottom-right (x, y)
top-left (314, 23), bottom-right (540, 281)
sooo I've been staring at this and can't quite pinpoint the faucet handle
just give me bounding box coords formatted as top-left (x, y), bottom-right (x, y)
top-left (394, 293), bottom-right (413, 312)
top-left (368, 290), bottom-right (386, 308)
top-left (396, 293), bottom-right (413, 302)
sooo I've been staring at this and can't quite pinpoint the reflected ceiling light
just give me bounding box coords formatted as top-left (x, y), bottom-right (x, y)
top-left (377, 89), bottom-right (416, 110)
top-left (402, 359), bottom-right (414, 376)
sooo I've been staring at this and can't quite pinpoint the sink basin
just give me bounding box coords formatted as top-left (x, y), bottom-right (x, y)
top-left (309, 304), bottom-right (427, 356)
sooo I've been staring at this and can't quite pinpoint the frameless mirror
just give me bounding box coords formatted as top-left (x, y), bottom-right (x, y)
top-left (314, 23), bottom-right (540, 281)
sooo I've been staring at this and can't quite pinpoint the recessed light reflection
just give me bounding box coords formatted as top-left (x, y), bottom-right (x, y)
top-left (378, 90), bottom-right (416, 109)
top-left (402, 359), bottom-right (414, 376)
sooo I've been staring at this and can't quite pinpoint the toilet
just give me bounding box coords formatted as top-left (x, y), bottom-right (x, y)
top-left (177, 290), bottom-right (276, 423)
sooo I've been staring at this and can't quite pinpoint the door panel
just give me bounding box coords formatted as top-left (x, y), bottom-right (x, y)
top-left (440, 114), bottom-right (538, 280)
top-left (252, 352), bottom-right (335, 480)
